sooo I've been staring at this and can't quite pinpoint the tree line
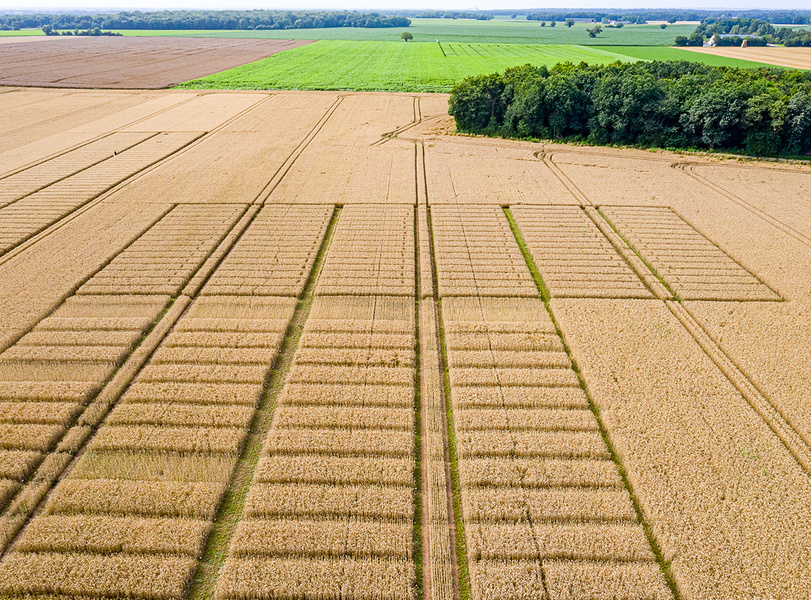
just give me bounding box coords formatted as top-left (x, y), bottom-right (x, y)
top-left (448, 61), bottom-right (811, 157)
top-left (522, 10), bottom-right (811, 24)
top-left (0, 10), bottom-right (410, 31)
top-left (676, 18), bottom-right (811, 47)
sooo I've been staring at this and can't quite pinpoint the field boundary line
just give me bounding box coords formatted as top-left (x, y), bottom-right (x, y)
top-left (413, 203), bottom-right (425, 600)
top-left (535, 151), bottom-right (593, 206)
top-left (186, 205), bottom-right (341, 600)
top-left (665, 205), bottom-right (784, 301)
top-left (0, 132), bottom-right (160, 209)
top-left (666, 301), bottom-right (811, 476)
top-left (0, 203), bottom-right (175, 354)
top-left (592, 207), bottom-right (811, 476)
top-left (255, 95), bottom-right (344, 204)
top-left (425, 205), bottom-right (466, 600)
top-left (0, 200), bottom-right (258, 556)
top-left (0, 131), bottom-right (206, 266)
top-left (0, 93), bottom-right (274, 266)
top-left (674, 162), bottom-right (811, 250)
top-left (504, 206), bottom-right (682, 600)
top-left (0, 93), bottom-right (203, 180)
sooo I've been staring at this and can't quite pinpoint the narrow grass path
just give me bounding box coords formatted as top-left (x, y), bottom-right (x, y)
top-left (187, 205), bottom-right (341, 599)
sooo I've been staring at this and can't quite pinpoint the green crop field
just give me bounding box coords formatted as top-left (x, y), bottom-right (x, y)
top-left (178, 40), bottom-right (639, 92)
top-left (178, 39), bottom-right (783, 93)
top-left (104, 18), bottom-right (697, 46)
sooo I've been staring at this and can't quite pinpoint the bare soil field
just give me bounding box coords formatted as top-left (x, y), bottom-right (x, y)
top-left (0, 87), bottom-right (810, 600)
top-left (0, 37), bottom-right (312, 89)
top-left (681, 45), bottom-right (811, 70)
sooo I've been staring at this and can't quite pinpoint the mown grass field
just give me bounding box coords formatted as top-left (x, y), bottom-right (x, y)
top-left (108, 19), bottom-right (699, 46)
top-left (179, 39), bottom-right (781, 92)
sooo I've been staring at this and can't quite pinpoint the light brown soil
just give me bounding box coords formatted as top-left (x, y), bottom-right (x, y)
top-left (0, 37), bottom-right (313, 89)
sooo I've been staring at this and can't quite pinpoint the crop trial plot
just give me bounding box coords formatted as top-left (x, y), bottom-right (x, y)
top-left (0, 88), bottom-right (808, 600)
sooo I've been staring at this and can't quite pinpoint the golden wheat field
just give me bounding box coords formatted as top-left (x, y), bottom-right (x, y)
top-left (0, 87), bottom-right (809, 600)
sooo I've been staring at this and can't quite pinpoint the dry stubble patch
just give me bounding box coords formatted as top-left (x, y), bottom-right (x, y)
top-left (452, 386), bottom-right (588, 409)
top-left (15, 515), bottom-right (209, 556)
top-left (245, 483), bottom-right (413, 521)
top-left (215, 556), bottom-right (414, 600)
top-left (0, 479), bottom-right (20, 508)
top-left (135, 363), bottom-right (269, 385)
top-left (121, 382), bottom-right (262, 406)
top-left (455, 408), bottom-right (597, 432)
top-left (0, 552), bottom-right (196, 600)
top-left (0, 450), bottom-right (42, 481)
top-left (229, 518), bottom-right (412, 559)
top-left (0, 424), bottom-right (64, 452)
top-left (293, 348), bottom-right (415, 367)
top-left (45, 479), bottom-right (225, 519)
top-left (256, 455), bottom-right (413, 486)
top-left (0, 402), bottom-right (78, 425)
top-left (68, 450), bottom-right (237, 483)
top-left (275, 383), bottom-right (415, 408)
top-left (468, 559), bottom-right (546, 600)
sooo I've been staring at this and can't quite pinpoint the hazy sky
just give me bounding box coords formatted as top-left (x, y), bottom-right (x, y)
top-left (8, 0), bottom-right (810, 11)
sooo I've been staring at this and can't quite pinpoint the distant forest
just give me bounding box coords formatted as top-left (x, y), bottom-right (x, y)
top-left (520, 10), bottom-right (811, 24)
top-left (2, 9), bottom-right (811, 31)
top-left (0, 10), bottom-right (410, 31)
top-left (675, 18), bottom-right (811, 48)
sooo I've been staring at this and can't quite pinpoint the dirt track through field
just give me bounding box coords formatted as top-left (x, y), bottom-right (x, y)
top-left (0, 37), bottom-right (312, 89)
top-left (0, 88), bottom-right (810, 600)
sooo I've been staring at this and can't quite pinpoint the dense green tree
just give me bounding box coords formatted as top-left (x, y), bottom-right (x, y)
top-left (447, 74), bottom-right (506, 132)
top-left (448, 60), bottom-right (811, 157)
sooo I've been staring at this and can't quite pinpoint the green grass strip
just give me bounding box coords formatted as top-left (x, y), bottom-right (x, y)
top-left (425, 205), bottom-right (470, 600)
top-left (187, 205), bottom-right (341, 600)
top-left (503, 206), bottom-right (681, 600)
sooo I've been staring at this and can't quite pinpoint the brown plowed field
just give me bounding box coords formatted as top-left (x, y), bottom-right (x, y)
top-left (1, 87), bottom-right (810, 600)
top-left (0, 37), bottom-right (312, 89)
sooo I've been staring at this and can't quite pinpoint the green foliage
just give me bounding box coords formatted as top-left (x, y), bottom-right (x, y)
top-left (3, 10), bottom-right (410, 31)
top-left (400, 31), bottom-right (413, 41)
top-left (565, 19), bottom-right (575, 28)
top-left (179, 40), bottom-right (644, 93)
top-left (448, 60), bottom-right (811, 157)
top-left (587, 25), bottom-right (603, 38)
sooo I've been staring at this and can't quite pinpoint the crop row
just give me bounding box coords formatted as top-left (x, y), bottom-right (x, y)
top-left (600, 206), bottom-right (779, 301)
top-left (216, 295), bottom-right (417, 600)
top-left (511, 205), bottom-right (653, 299)
top-left (0, 131), bottom-right (153, 208)
top-left (0, 132), bottom-right (199, 255)
top-left (440, 297), bottom-right (672, 600)
top-left (316, 205), bottom-right (415, 297)
top-left (431, 205), bottom-right (537, 298)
